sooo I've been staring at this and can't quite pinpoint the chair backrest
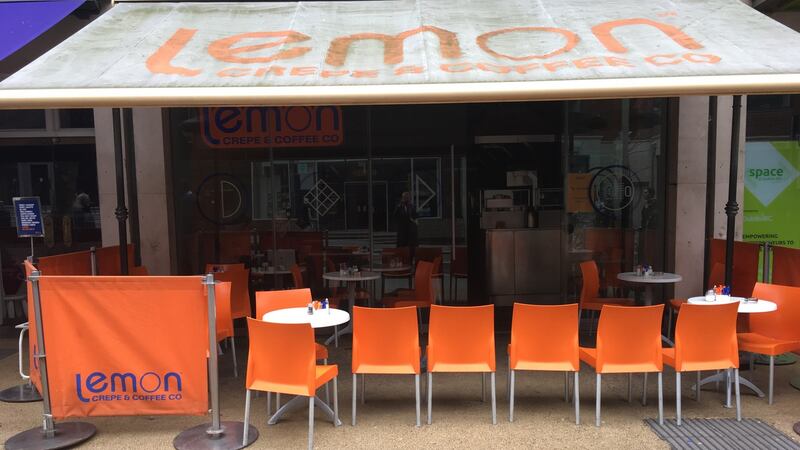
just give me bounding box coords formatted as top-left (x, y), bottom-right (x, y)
top-left (510, 303), bottom-right (579, 371)
top-left (211, 266), bottom-right (251, 319)
top-left (413, 261), bottom-right (435, 304)
top-left (428, 304), bottom-right (495, 372)
top-left (245, 318), bottom-right (316, 396)
top-left (382, 247), bottom-right (411, 265)
top-left (291, 264), bottom-right (305, 289)
top-left (352, 306), bottom-right (420, 374)
top-left (579, 260), bottom-right (600, 305)
top-left (595, 305), bottom-right (664, 373)
top-left (750, 283), bottom-right (800, 342)
top-left (215, 281), bottom-right (234, 341)
top-left (673, 302), bottom-right (740, 371)
top-left (255, 288), bottom-right (312, 319)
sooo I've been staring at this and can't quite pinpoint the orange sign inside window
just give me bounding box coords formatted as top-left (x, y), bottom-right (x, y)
top-left (199, 106), bottom-right (343, 148)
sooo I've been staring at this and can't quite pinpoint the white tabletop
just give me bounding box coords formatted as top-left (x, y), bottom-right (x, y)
top-left (323, 271), bottom-right (380, 282)
top-left (617, 272), bottom-right (683, 284)
top-left (371, 264), bottom-right (411, 273)
top-left (262, 307), bottom-right (350, 328)
top-left (687, 296), bottom-right (777, 313)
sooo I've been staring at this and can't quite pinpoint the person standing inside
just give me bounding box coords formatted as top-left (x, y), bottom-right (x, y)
top-left (393, 191), bottom-right (418, 263)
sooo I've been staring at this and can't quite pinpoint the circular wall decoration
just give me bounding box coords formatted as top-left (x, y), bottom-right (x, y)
top-left (588, 165), bottom-right (640, 217)
top-left (196, 173), bottom-right (248, 225)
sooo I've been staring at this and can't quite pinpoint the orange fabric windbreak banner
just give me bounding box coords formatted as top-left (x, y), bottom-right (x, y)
top-left (95, 244), bottom-right (136, 275)
top-left (37, 275), bottom-right (209, 418)
top-left (24, 261), bottom-right (42, 395)
top-left (771, 246), bottom-right (800, 287)
top-left (37, 249), bottom-right (92, 275)
top-left (710, 239), bottom-right (760, 298)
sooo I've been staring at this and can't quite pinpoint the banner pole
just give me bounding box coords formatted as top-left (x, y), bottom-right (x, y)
top-left (90, 247), bottom-right (97, 276)
top-left (30, 237), bottom-right (34, 260)
top-left (4, 270), bottom-right (96, 450)
top-left (173, 274), bottom-right (258, 449)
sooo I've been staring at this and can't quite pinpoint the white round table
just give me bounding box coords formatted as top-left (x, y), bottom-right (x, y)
top-left (322, 271), bottom-right (380, 345)
top-left (262, 307), bottom-right (350, 328)
top-left (686, 295), bottom-right (777, 404)
top-left (617, 272), bottom-right (683, 305)
top-left (687, 296), bottom-right (777, 313)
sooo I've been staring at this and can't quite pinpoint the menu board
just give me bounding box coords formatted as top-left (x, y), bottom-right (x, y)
top-left (13, 196), bottom-right (44, 238)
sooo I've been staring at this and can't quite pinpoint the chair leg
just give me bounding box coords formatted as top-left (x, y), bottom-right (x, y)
top-left (642, 372), bottom-right (648, 406)
top-left (333, 376), bottom-right (339, 426)
top-left (490, 372), bottom-right (497, 425)
top-left (507, 356), bottom-right (511, 400)
top-left (509, 369), bottom-right (515, 422)
top-left (324, 359), bottom-right (330, 405)
top-left (308, 396), bottom-right (315, 450)
top-left (415, 374), bottom-right (421, 427)
top-left (628, 373), bottom-right (633, 403)
top-left (427, 372), bottom-right (433, 425)
top-left (696, 371), bottom-right (701, 401)
top-left (574, 371), bottom-right (580, 425)
top-left (352, 373), bottom-right (357, 426)
top-left (242, 389), bottom-right (252, 446)
top-left (676, 372), bottom-right (682, 426)
top-left (595, 373), bottom-right (602, 427)
top-left (769, 355), bottom-right (774, 405)
top-left (231, 337), bottom-right (238, 378)
top-left (361, 374), bottom-right (366, 405)
top-left (482, 373), bottom-right (486, 403)
top-left (277, 393), bottom-right (281, 410)
top-left (734, 368), bottom-right (741, 422)
top-left (726, 368), bottom-right (732, 408)
top-left (564, 372), bottom-right (570, 402)
top-left (657, 372), bottom-right (664, 426)
top-left (267, 392), bottom-right (272, 416)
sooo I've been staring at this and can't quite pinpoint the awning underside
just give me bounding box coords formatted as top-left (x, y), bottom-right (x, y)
top-left (3, 0), bottom-right (800, 107)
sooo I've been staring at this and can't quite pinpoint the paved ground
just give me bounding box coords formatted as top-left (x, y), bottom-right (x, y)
top-left (0, 334), bottom-right (798, 449)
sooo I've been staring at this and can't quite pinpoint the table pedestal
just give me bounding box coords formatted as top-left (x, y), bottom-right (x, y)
top-left (268, 395), bottom-right (342, 426)
top-left (694, 370), bottom-right (765, 408)
top-left (325, 283), bottom-right (355, 346)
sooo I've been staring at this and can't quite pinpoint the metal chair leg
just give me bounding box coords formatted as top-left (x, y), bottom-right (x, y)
top-left (595, 373), bottom-right (602, 427)
top-left (734, 368), bottom-right (741, 422)
top-left (696, 371), bottom-right (701, 401)
top-left (507, 355), bottom-right (511, 400)
top-left (277, 393), bottom-right (281, 410)
top-left (361, 374), bottom-right (365, 405)
top-left (565, 372), bottom-right (570, 402)
top-left (427, 372), bottom-right (433, 425)
top-left (333, 376), bottom-right (339, 426)
top-left (324, 358), bottom-right (330, 405)
top-left (769, 355), bottom-right (774, 405)
top-left (642, 372), bottom-right (648, 406)
top-left (628, 373), bottom-right (633, 403)
top-left (491, 372), bottom-right (496, 425)
top-left (676, 372), bottom-right (682, 426)
top-left (242, 389), bottom-right (252, 446)
top-left (658, 372), bottom-right (664, 426)
top-left (726, 368), bottom-right (732, 408)
top-left (574, 371), bottom-right (580, 425)
top-left (415, 374), bottom-right (421, 427)
top-left (352, 373), bottom-right (357, 426)
top-left (308, 396), bottom-right (315, 450)
top-left (230, 337), bottom-right (238, 378)
top-left (509, 369), bottom-right (515, 422)
top-left (482, 372), bottom-right (486, 402)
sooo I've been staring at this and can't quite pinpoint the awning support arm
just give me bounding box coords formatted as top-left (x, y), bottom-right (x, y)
top-left (112, 108), bottom-right (130, 275)
top-left (724, 95), bottom-right (742, 287)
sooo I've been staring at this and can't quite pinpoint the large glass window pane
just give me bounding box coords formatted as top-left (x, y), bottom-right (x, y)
top-left (0, 110), bottom-right (46, 130)
top-left (58, 109), bottom-right (95, 129)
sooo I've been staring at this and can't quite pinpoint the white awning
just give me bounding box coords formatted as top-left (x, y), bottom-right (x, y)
top-left (2, 0), bottom-right (800, 107)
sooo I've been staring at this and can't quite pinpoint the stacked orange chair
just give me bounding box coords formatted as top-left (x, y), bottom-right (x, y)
top-left (383, 261), bottom-right (435, 322)
top-left (256, 289), bottom-right (332, 407)
top-left (509, 303), bottom-right (580, 424)
top-left (351, 306), bottom-right (422, 426)
top-left (242, 318), bottom-right (339, 450)
top-left (579, 305), bottom-right (664, 426)
top-left (449, 246), bottom-right (468, 304)
top-left (664, 302), bottom-right (741, 423)
top-left (579, 261), bottom-right (634, 331)
top-left (206, 263), bottom-right (251, 319)
top-left (214, 281), bottom-right (238, 377)
top-left (738, 283), bottom-right (800, 405)
top-left (427, 304), bottom-right (496, 425)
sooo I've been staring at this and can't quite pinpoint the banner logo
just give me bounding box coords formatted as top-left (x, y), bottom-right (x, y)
top-left (199, 106), bottom-right (343, 148)
top-left (75, 371), bottom-right (183, 403)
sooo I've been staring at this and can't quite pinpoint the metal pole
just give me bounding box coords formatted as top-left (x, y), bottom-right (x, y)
top-left (203, 274), bottom-right (222, 436)
top-left (90, 247), bottom-right (97, 276)
top-left (29, 270), bottom-right (54, 436)
top-left (450, 144), bottom-right (456, 300)
top-left (703, 96), bottom-right (718, 287)
top-left (269, 147), bottom-right (278, 287)
top-left (30, 237), bottom-right (34, 260)
top-left (367, 107), bottom-right (374, 271)
top-left (724, 96), bottom-right (742, 287)
top-left (112, 108), bottom-right (130, 275)
top-left (122, 108), bottom-right (141, 267)
top-left (762, 242), bottom-right (771, 284)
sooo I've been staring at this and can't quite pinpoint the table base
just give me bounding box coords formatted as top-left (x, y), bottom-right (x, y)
top-left (790, 375), bottom-right (800, 392)
top-left (694, 371), bottom-right (764, 408)
top-left (268, 396), bottom-right (342, 427)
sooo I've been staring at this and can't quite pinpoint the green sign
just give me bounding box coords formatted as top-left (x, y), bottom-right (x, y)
top-left (743, 141), bottom-right (800, 248)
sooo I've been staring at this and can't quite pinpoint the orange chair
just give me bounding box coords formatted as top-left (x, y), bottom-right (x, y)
top-left (255, 289), bottom-right (330, 363)
top-left (351, 306), bottom-right (421, 426)
top-left (738, 283), bottom-right (800, 405)
top-left (666, 262), bottom-right (725, 338)
top-left (579, 261), bottom-right (634, 332)
top-left (383, 261), bottom-right (435, 322)
top-left (509, 303), bottom-right (580, 424)
top-left (427, 304), bottom-right (496, 424)
top-left (242, 318), bottom-right (339, 450)
top-left (416, 248), bottom-right (444, 302)
top-left (206, 263), bottom-right (252, 319)
top-left (579, 305), bottom-right (664, 427)
top-left (291, 264), bottom-right (304, 289)
top-left (215, 281), bottom-right (238, 377)
top-left (664, 302), bottom-right (741, 424)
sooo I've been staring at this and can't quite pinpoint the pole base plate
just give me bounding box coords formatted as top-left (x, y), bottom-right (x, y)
top-left (5, 422), bottom-right (96, 450)
top-left (174, 421), bottom-right (258, 450)
top-left (791, 376), bottom-right (800, 392)
top-left (0, 383), bottom-right (42, 403)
